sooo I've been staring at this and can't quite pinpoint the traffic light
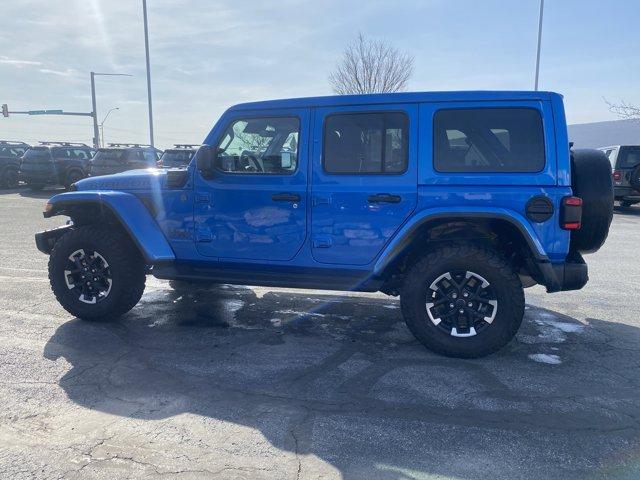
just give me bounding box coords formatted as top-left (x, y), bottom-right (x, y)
top-left (1, 104), bottom-right (8, 117)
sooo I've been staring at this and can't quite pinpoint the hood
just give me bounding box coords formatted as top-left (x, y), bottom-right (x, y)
top-left (74, 168), bottom-right (172, 192)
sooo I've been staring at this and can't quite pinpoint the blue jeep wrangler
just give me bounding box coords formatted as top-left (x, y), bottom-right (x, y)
top-left (35, 91), bottom-right (613, 358)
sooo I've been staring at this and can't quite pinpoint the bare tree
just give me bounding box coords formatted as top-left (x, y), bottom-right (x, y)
top-left (605, 98), bottom-right (640, 120)
top-left (329, 33), bottom-right (414, 95)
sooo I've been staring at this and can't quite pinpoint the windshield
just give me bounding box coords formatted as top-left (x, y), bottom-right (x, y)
top-left (618, 147), bottom-right (640, 169)
top-left (160, 150), bottom-right (194, 167)
top-left (92, 149), bottom-right (126, 163)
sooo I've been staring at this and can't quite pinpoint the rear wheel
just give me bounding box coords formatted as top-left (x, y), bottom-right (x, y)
top-left (400, 244), bottom-right (524, 358)
top-left (49, 226), bottom-right (146, 321)
top-left (64, 169), bottom-right (84, 190)
top-left (0, 167), bottom-right (19, 189)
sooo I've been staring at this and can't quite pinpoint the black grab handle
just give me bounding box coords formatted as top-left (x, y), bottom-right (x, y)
top-left (367, 193), bottom-right (401, 204)
top-left (272, 193), bottom-right (301, 202)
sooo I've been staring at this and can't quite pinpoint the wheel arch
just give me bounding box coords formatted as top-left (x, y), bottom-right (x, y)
top-left (374, 209), bottom-right (549, 291)
top-left (43, 191), bottom-right (175, 264)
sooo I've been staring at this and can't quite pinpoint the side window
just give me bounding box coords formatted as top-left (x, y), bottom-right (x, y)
top-left (433, 108), bottom-right (545, 173)
top-left (215, 116), bottom-right (299, 174)
top-left (73, 149), bottom-right (88, 160)
top-left (143, 150), bottom-right (157, 165)
top-left (323, 112), bottom-right (408, 174)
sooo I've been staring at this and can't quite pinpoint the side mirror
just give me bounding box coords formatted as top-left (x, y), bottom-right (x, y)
top-left (195, 145), bottom-right (217, 179)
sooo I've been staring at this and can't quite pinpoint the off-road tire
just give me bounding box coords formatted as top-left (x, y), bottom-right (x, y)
top-left (400, 244), bottom-right (524, 358)
top-left (630, 165), bottom-right (640, 191)
top-left (49, 226), bottom-right (146, 321)
top-left (570, 149), bottom-right (614, 254)
top-left (0, 166), bottom-right (19, 189)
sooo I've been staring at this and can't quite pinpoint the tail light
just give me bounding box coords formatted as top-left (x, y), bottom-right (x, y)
top-left (561, 196), bottom-right (582, 230)
top-left (613, 170), bottom-right (622, 183)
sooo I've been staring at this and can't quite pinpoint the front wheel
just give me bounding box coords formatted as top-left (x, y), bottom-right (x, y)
top-left (400, 244), bottom-right (524, 358)
top-left (49, 226), bottom-right (146, 321)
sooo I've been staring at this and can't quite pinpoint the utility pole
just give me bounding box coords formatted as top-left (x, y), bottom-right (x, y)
top-left (534, 0), bottom-right (544, 91)
top-left (90, 73), bottom-right (99, 148)
top-left (90, 72), bottom-right (132, 148)
top-left (142, 0), bottom-right (155, 147)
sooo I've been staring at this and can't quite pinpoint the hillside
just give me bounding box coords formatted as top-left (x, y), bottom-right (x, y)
top-left (568, 119), bottom-right (640, 148)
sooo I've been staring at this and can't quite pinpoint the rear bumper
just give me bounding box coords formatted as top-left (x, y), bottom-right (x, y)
top-left (536, 253), bottom-right (588, 293)
top-left (614, 186), bottom-right (640, 200)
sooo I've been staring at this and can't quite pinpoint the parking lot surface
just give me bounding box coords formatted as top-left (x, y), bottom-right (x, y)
top-left (1, 188), bottom-right (640, 480)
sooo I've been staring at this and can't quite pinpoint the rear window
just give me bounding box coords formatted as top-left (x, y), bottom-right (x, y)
top-left (433, 108), bottom-right (545, 173)
top-left (0, 146), bottom-right (26, 158)
top-left (323, 112), bottom-right (408, 174)
top-left (617, 147), bottom-right (640, 169)
top-left (160, 150), bottom-right (194, 167)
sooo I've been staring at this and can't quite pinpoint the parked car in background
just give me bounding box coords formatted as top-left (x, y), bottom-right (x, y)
top-left (600, 145), bottom-right (640, 207)
top-left (157, 144), bottom-right (200, 168)
top-left (36, 91), bottom-right (613, 358)
top-left (88, 143), bottom-right (162, 177)
top-left (19, 142), bottom-right (95, 191)
top-left (0, 140), bottom-right (29, 189)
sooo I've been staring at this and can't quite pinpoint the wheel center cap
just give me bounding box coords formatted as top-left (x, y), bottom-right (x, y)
top-left (455, 299), bottom-right (467, 308)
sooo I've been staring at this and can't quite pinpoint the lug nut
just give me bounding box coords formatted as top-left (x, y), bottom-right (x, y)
top-left (463, 292), bottom-right (469, 298)
top-left (459, 309), bottom-right (464, 314)
top-left (452, 293), bottom-right (458, 299)
top-left (449, 303), bottom-right (455, 308)
top-left (468, 302), bottom-right (473, 307)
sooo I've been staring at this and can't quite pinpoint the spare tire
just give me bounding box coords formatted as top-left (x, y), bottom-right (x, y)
top-left (570, 149), bottom-right (613, 254)
top-left (630, 164), bottom-right (640, 191)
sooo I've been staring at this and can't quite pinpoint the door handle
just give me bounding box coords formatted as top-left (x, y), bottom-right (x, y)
top-left (367, 193), bottom-right (401, 204)
top-left (272, 193), bottom-right (301, 202)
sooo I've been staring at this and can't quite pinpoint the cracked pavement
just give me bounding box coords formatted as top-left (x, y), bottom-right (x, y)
top-left (1, 188), bottom-right (640, 479)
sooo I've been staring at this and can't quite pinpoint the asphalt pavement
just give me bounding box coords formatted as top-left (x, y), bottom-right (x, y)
top-left (1, 187), bottom-right (639, 480)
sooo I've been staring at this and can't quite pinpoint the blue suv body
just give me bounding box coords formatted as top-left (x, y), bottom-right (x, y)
top-left (35, 91), bottom-right (613, 357)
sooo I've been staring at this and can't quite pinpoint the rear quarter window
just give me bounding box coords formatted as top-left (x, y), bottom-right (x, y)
top-left (433, 108), bottom-right (545, 173)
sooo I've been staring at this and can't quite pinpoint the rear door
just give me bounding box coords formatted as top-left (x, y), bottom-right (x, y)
top-left (311, 104), bottom-right (418, 265)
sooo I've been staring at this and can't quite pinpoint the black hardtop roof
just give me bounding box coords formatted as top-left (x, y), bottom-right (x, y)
top-left (227, 90), bottom-right (562, 112)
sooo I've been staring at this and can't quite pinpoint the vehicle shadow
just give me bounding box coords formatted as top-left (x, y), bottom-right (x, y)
top-left (43, 284), bottom-right (640, 479)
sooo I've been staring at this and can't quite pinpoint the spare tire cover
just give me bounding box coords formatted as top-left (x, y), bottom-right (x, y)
top-left (570, 149), bottom-right (613, 254)
top-left (630, 165), bottom-right (640, 191)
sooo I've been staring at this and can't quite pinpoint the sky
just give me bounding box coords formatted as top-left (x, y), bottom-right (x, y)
top-left (0, 0), bottom-right (638, 149)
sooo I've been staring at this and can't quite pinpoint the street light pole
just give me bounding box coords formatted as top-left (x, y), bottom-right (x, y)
top-left (90, 72), bottom-right (132, 148)
top-left (534, 0), bottom-right (544, 91)
top-left (142, 0), bottom-right (155, 147)
top-left (99, 107), bottom-right (119, 147)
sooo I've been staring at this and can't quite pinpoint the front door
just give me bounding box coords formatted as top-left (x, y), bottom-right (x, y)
top-left (311, 104), bottom-right (418, 265)
top-left (194, 109), bottom-right (309, 261)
